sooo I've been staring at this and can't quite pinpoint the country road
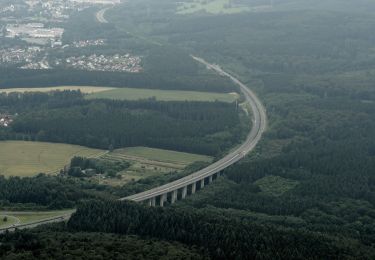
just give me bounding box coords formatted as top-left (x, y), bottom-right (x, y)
top-left (96, 6), bottom-right (112, 23)
top-left (0, 56), bottom-right (267, 232)
top-left (0, 212), bottom-right (73, 234)
top-left (123, 56), bottom-right (267, 202)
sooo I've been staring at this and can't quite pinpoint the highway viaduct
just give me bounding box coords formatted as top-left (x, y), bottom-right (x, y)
top-left (121, 56), bottom-right (267, 207)
top-left (0, 56), bottom-right (267, 233)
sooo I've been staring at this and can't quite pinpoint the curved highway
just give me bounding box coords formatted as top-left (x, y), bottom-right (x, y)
top-left (123, 56), bottom-right (267, 202)
top-left (1, 56), bottom-right (267, 232)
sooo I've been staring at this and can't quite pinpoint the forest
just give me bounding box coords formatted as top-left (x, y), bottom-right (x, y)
top-left (0, 227), bottom-right (206, 259)
top-left (66, 200), bottom-right (373, 259)
top-left (0, 174), bottom-right (115, 210)
top-left (0, 91), bottom-right (245, 156)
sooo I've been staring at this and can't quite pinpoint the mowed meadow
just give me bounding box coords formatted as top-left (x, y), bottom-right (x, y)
top-left (0, 141), bottom-right (105, 177)
top-left (85, 87), bottom-right (238, 102)
top-left (115, 146), bottom-right (212, 165)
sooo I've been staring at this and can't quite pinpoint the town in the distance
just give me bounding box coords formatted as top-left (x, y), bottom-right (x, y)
top-left (0, 0), bottom-right (141, 72)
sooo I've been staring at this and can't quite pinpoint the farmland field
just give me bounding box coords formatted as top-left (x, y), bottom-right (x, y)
top-left (0, 86), bottom-right (115, 94)
top-left (111, 147), bottom-right (212, 165)
top-left (0, 141), bottom-right (105, 177)
top-left (86, 87), bottom-right (239, 102)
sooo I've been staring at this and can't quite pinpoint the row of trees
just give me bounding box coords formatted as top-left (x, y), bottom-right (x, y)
top-left (68, 156), bottom-right (130, 178)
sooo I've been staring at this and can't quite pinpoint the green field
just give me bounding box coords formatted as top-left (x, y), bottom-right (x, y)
top-left (86, 87), bottom-right (238, 102)
top-left (112, 147), bottom-right (212, 165)
top-left (0, 215), bottom-right (18, 228)
top-left (0, 210), bottom-right (74, 229)
top-left (0, 141), bottom-right (105, 177)
top-left (0, 86), bottom-right (115, 94)
top-left (98, 147), bottom-right (212, 186)
top-left (177, 0), bottom-right (251, 14)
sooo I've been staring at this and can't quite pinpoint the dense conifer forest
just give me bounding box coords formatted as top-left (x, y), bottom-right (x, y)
top-left (0, 91), bottom-right (245, 155)
top-left (0, 227), bottom-right (206, 259)
top-left (66, 200), bottom-right (374, 259)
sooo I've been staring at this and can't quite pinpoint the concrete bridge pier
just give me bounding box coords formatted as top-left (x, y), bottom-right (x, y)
top-left (200, 179), bottom-right (205, 189)
top-left (182, 186), bottom-right (187, 199)
top-left (141, 172), bottom-right (229, 207)
top-left (191, 182), bottom-right (196, 194)
top-left (160, 193), bottom-right (167, 207)
top-left (171, 190), bottom-right (178, 204)
top-left (147, 197), bottom-right (156, 207)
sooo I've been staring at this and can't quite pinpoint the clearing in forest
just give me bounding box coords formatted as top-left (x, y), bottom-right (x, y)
top-left (255, 175), bottom-right (299, 196)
